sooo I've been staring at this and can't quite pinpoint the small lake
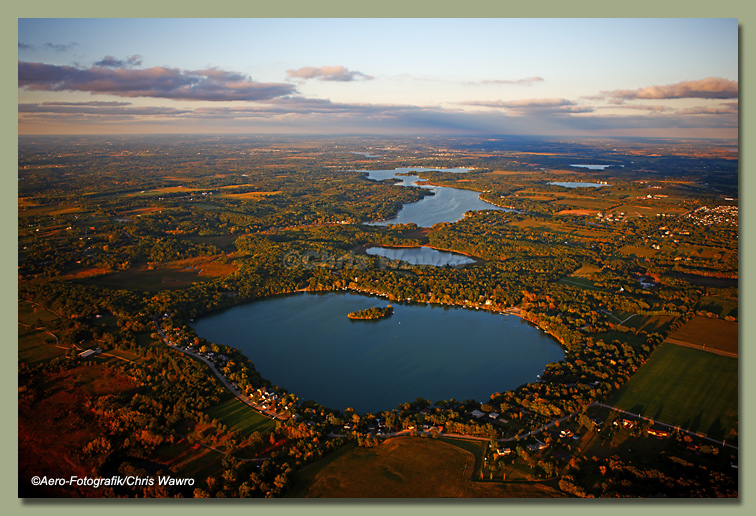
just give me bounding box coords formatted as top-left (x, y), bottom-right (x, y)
top-left (366, 246), bottom-right (476, 266)
top-left (362, 167), bottom-right (508, 227)
top-left (569, 164), bottom-right (613, 170)
top-left (549, 181), bottom-right (611, 188)
top-left (192, 292), bottom-right (564, 414)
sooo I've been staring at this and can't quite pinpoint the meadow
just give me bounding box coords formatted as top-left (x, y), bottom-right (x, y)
top-left (607, 342), bottom-right (738, 442)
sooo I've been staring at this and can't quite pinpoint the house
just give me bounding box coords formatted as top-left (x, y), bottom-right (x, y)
top-left (613, 418), bottom-right (636, 429)
top-left (470, 410), bottom-right (486, 419)
top-left (527, 440), bottom-right (548, 452)
top-left (647, 428), bottom-right (670, 438)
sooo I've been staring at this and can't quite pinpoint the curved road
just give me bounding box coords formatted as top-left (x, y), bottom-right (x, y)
top-left (154, 319), bottom-right (288, 422)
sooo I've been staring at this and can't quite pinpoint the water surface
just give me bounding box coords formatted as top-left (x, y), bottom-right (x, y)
top-left (366, 246), bottom-right (476, 266)
top-left (192, 292), bottom-right (564, 413)
top-left (362, 167), bottom-right (507, 227)
top-left (549, 181), bottom-right (611, 188)
top-left (569, 164), bottom-right (612, 170)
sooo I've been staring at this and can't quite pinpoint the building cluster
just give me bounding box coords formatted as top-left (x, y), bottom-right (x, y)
top-left (685, 205), bottom-right (738, 227)
top-left (595, 211), bottom-right (627, 223)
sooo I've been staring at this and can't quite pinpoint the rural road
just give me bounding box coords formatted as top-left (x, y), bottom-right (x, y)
top-left (155, 318), bottom-right (288, 422)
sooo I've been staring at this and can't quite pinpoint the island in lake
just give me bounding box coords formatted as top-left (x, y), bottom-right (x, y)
top-left (347, 305), bottom-right (394, 320)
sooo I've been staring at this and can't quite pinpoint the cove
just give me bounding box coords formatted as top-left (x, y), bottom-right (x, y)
top-left (361, 167), bottom-right (509, 227)
top-left (192, 292), bottom-right (565, 414)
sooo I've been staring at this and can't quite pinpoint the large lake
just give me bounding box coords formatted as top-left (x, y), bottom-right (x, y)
top-left (192, 292), bottom-right (564, 413)
top-left (362, 167), bottom-right (508, 227)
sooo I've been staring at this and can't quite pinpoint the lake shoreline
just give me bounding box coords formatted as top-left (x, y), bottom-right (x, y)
top-left (192, 287), bottom-right (565, 411)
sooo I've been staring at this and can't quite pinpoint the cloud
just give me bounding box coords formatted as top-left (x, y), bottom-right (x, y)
top-left (17, 94), bottom-right (737, 138)
top-left (599, 77), bottom-right (738, 100)
top-left (18, 61), bottom-right (297, 101)
top-left (18, 101), bottom-right (191, 117)
top-left (190, 97), bottom-right (431, 120)
top-left (286, 65), bottom-right (373, 82)
top-left (44, 42), bottom-right (78, 53)
top-left (598, 103), bottom-right (672, 113)
top-left (32, 101), bottom-right (133, 107)
top-left (459, 98), bottom-right (593, 115)
top-left (476, 76), bottom-right (545, 86)
top-left (677, 102), bottom-right (739, 116)
top-left (94, 55), bottom-right (143, 68)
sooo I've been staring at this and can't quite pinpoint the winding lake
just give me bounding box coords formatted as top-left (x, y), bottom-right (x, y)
top-left (366, 246), bottom-right (476, 266)
top-left (192, 292), bottom-right (564, 413)
top-left (362, 167), bottom-right (508, 227)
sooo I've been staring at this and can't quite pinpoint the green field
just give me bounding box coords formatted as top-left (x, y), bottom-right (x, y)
top-left (205, 398), bottom-right (276, 436)
top-left (607, 342), bottom-right (738, 442)
top-left (557, 276), bottom-right (602, 291)
top-left (609, 312), bottom-right (676, 334)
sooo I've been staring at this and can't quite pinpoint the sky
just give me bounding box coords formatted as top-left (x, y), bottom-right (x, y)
top-left (17, 18), bottom-right (739, 138)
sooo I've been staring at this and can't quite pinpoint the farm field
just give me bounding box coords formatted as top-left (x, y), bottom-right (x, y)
top-left (550, 198), bottom-right (617, 211)
top-left (606, 342), bottom-right (738, 442)
top-left (285, 437), bottom-right (566, 498)
top-left (665, 315), bottom-right (738, 356)
top-left (557, 276), bottom-right (602, 291)
top-left (608, 312), bottom-right (676, 334)
top-left (205, 398), bottom-right (277, 436)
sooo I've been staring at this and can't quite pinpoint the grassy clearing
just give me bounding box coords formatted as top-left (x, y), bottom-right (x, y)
top-left (153, 438), bottom-right (227, 480)
top-left (80, 255), bottom-right (236, 291)
top-left (695, 295), bottom-right (738, 319)
top-left (618, 245), bottom-right (657, 258)
top-left (19, 204), bottom-right (85, 217)
top-left (607, 342), bottom-right (737, 442)
top-left (607, 311), bottom-right (669, 332)
top-left (592, 330), bottom-right (647, 348)
top-left (219, 190), bottom-right (281, 200)
top-left (550, 198), bottom-right (617, 210)
top-left (611, 204), bottom-right (687, 216)
top-left (19, 301), bottom-right (60, 325)
top-left (130, 186), bottom-right (205, 196)
top-left (285, 437), bottom-right (564, 498)
top-left (665, 316), bottom-right (738, 356)
top-left (572, 264), bottom-right (602, 278)
top-left (613, 314), bottom-right (676, 334)
top-left (18, 301), bottom-right (67, 365)
top-left (18, 329), bottom-right (66, 365)
top-left (558, 276), bottom-right (602, 291)
top-left (205, 398), bottom-right (276, 436)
